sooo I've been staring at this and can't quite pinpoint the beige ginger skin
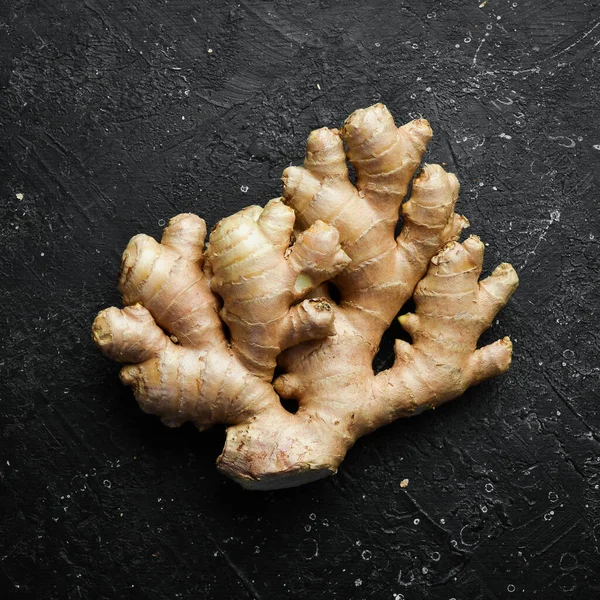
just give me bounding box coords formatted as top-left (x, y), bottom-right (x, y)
top-left (92, 104), bottom-right (519, 490)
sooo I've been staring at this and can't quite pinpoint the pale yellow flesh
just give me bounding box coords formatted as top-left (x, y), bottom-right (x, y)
top-left (92, 104), bottom-right (518, 490)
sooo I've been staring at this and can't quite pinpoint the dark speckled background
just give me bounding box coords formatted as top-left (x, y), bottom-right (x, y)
top-left (1, 0), bottom-right (599, 598)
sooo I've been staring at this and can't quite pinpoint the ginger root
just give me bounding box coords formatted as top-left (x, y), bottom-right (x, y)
top-left (92, 104), bottom-right (518, 490)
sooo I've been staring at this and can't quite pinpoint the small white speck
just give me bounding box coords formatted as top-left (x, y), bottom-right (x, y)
top-left (103, 480), bottom-right (111, 489)
top-left (354, 579), bottom-right (362, 587)
top-left (41, 252), bottom-right (44, 257)
top-left (207, 48), bottom-right (213, 54)
top-left (16, 193), bottom-right (24, 200)
top-left (316, 83), bottom-right (321, 90)
top-left (422, 566), bottom-right (428, 574)
top-left (182, 116), bottom-right (185, 120)
top-left (425, 87), bottom-right (431, 92)
top-left (593, 144), bottom-right (600, 150)
top-left (240, 185), bottom-right (249, 193)
top-left (375, 42), bottom-right (381, 47)
top-left (499, 133), bottom-right (512, 139)
top-left (455, 44), bottom-right (460, 48)
top-left (400, 478), bottom-right (409, 488)
top-left (440, 518), bottom-right (446, 524)
top-left (6, 461), bottom-right (9, 466)
top-left (355, 540), bottom-right (362, 546)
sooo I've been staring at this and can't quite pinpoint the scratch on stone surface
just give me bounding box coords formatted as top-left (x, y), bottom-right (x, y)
top-left (215, 543), bottom-right (262, 599)
top-left (517, 506), bottom-right (585, 561)
top-left (41, 422), bottom-right (63, 448)
top-left (550, 19), bottom-right (600, 59)
top-left (519, 210), bottom-right (561, 270)
top-left (472, 37), bottom-right (486, 65)
top-left (530, 519), bottom-right (581, 558)
top-left (543, 372), bottom-right (599, 439)
top-left (445, 137), bottom-right (460, 168)
top-left (435, 558), bottom-right (472, 586)
top-left (401, 491), bottom-right (456, 539)
top-left (161, 133), bottom-right (197, 154)
top-left (549, 430), bottom-right (589, 481)
top-left (195, 91), bottom-right (235, 110)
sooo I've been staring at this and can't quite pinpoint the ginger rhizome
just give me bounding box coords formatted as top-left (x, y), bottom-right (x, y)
top-left (92, 104), bottom-right (518, 490)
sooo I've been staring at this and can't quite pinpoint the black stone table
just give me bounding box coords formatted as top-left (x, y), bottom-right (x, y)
top-left (1, 1), bottom-right (599, 598)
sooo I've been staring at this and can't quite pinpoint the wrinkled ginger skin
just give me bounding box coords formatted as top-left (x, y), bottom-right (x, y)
top-left (92, 104), bottom-right (518, 490)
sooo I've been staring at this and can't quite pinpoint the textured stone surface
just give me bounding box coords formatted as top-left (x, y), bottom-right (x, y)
top-left (1, 0), bottom-right (599, 598)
